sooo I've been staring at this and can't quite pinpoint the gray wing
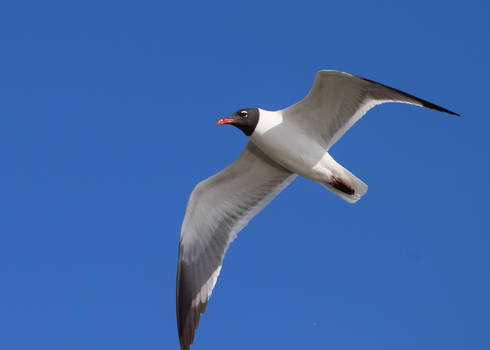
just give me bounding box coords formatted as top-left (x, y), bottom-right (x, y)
top-left (176, 142), bottom-right (296, 350)
top-left (283, 70), bottom-right (459, 149)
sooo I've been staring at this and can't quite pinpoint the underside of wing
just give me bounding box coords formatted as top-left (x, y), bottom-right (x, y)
top-left (283, 70), bottom-right (459, 149)
top-left (176, 142), bottom-right (295, 350)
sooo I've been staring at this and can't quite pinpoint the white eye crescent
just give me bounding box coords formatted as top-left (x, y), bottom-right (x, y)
top-left (240, 111), bottom-right (248, 117)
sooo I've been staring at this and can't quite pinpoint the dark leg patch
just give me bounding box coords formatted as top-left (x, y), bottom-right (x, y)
top-left (331, 175), bottom-right (355, 195)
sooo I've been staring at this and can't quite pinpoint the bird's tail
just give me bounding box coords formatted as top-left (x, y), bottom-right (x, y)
top-left (322, 165), bottom-right (368, 204)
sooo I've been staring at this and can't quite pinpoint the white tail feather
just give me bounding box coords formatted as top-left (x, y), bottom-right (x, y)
top-left (322, 166), bottom-right (368, 204)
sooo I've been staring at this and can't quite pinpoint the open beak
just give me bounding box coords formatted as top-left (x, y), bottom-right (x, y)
top-left (216, 118), bottom-right (236, 125)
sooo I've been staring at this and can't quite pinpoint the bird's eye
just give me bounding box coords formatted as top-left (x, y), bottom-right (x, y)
top-left (240, 111), bottom-right (248, 117)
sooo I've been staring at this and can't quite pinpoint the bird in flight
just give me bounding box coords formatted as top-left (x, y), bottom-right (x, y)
top-left (176, 70), bottom-right (459, 350)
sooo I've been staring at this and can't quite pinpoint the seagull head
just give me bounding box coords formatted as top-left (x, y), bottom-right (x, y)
top-left (217, 108), bottom-right (259, 136)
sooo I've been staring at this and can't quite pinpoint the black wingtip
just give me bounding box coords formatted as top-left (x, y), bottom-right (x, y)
top-left (419, 100), bottom-right (460, 117)
top-left (360, 76), bottom-right (460, 117)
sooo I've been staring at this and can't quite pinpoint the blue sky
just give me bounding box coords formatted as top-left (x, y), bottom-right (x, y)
top-left (0, 1), bottom-right (489, 349)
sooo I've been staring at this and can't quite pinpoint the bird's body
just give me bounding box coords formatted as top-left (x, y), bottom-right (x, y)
top-left (176, 70), bottom-right (459, 350)
top-left (251, 108), bottom-right (321, 180)
top-left (251, 108), bottom-right (361, 201)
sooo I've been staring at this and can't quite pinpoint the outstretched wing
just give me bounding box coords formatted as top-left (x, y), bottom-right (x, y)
top-left (177, 142), bottom-right (296, 350)
top-left (283, 70), bottom-right (459, 149)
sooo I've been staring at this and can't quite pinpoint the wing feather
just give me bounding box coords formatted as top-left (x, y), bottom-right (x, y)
top-left (283, 70), bottom-right (459, 149)
top-left (177, 142), bottom-right (295, 350)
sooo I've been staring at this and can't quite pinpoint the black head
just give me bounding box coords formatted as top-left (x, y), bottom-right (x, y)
top-left (216, 108), bottom-right (259, 136)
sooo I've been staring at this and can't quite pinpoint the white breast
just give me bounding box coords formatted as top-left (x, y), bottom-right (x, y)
top-left (252, 109), bottom-right (284, 136)
top-left (250, 109), bottom-right (329, 180)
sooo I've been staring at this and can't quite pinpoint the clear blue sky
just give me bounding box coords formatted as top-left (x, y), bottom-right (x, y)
top-left (0, 1), bottom-right (489, 349)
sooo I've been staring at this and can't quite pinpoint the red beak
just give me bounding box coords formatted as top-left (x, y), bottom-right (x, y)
top-left (216, 118), bottom-right (236, 125)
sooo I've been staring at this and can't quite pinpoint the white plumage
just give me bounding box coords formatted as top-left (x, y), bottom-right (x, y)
top-left (176, 70), bottom-right (459, 350)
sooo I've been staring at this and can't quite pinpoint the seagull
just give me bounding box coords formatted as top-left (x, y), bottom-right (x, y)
top-left (176, 70), bottom-right (459, 350)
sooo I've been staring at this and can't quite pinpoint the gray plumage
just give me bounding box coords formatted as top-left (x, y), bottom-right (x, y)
top-left (176, 70), bottom-right (458, 350)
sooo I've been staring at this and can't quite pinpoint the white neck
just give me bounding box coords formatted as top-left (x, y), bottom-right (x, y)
top-left (252, 109), bottom-right (283, 137)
